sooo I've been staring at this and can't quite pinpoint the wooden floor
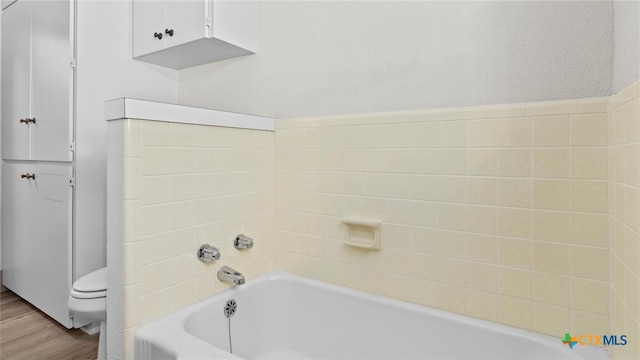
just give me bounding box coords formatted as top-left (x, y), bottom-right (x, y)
top-left (0, 284), bottom-right (99, 360)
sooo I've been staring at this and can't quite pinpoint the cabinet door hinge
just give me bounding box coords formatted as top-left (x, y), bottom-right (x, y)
top-left (70, 59), bottom-right (76, 69)
top-left (205, 16), bottom-right (212, 28)
top-left (69, 177), bottom-right (76, 187)
top-left (69, 143), bottom-right (76, 152)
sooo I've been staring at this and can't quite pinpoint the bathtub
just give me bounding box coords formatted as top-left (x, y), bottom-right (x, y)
top-left (135, 271), bottom-right (609, 360)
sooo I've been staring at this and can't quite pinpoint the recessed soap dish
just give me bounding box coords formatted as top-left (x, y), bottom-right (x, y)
top-left (343, 217), bottom-right (382, 250)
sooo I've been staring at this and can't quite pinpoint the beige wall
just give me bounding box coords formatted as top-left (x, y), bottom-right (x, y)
top-left (116, 85), bottom-right (640, 359)
top-left (609, 82), bottom-right (640, 360)
top-left (120, 119), bottom-right (274, 358)
top-left (273, 98), bottom-right (610, 338)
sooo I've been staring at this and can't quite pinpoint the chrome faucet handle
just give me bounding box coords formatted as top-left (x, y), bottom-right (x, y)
top-left (197, 244), bottom-right (221, 263)
top-left (234, 234), bottom-right (254, 250)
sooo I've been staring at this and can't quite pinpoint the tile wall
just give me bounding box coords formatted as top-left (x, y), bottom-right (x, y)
top-left (273, 98), bottom-right (611, 340)
top-left (115, 87), bottom-right (640, 359)
top-left (609, 82), bottom-right (640, 360)
top-left (120, 119), bottom-right (274, 358)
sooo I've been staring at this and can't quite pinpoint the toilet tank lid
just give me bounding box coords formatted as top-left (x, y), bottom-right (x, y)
top-left (73, 267), bottom-right (107, 292)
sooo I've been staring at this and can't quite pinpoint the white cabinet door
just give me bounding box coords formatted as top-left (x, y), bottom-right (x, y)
top-left (133, 0), bottom-right (255, 69)
top-left (2, 0), bottom-right (31, 160)
top-left (2, 0), bottom-right (73, 162)
top-left (165, 0), bottom-right (206, 48)
top-left (132, 0), bottom-right (166, 57)
top-left (30, 0), bottom-right (73, 161)
top-left (1, 164), bottom-right (35, 297)
top-left (2, 163), bottom-right (73, 328)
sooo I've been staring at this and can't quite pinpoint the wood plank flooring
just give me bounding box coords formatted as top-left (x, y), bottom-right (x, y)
top-left (0, 284), bottom-right (99, 360)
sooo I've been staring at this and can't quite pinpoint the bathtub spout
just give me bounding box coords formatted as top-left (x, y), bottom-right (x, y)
top-left (217, 266), bottom-right (245, 286)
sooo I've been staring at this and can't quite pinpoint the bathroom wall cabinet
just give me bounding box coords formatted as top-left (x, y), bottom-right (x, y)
top-left (132, 0), bottom-right (256, 69)
top-left (1, 0), bottom-right (178, 330)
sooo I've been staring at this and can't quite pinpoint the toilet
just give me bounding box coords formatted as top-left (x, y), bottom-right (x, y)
top-left (68, 267), bottom-right (107, 360)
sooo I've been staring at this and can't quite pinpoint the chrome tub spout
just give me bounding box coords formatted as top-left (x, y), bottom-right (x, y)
top-left (217, 266), bottom-right (245, 286)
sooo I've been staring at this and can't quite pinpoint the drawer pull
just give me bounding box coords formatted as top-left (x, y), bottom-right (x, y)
top-left (19, 118), bottom-right (36, 124)
top-left (20, 173), bottom-right (36, 180)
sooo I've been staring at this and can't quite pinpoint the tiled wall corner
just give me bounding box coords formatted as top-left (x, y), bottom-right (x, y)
top-left (273, 97), bottom-right (610, 342)
top-left (120, 120), bottom-right (274, 358)
top-left (107, 119), bottom-right (127, 360)
top-left (608, 81), bottom-right (640, 360)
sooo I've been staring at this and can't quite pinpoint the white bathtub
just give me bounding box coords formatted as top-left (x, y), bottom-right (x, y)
top-left (135, 271), bottom-right (609, 360)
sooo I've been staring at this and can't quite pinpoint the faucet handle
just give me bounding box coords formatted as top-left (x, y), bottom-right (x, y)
top-left (197, 244), bottom-right (221, 263)
top-left (234, 234), bottom-right (254, 250)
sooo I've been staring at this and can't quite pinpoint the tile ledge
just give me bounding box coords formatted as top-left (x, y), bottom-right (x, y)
top-left (105, 98), bottom-right (275, 131)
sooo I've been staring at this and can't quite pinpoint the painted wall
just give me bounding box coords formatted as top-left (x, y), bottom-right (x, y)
top-left (74, 0), bottom-right (178, 279)
top-left (612, 0), bottom-right (640, 93)
top-left (179, 1), bottom-right (613, 119)
top-left (608, 81), bottom-right (640, 360)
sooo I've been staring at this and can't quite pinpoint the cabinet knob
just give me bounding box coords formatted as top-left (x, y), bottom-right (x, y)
top-left (165, 28), bottom-right (174, 37)
top-left (19, 117), bottom-right (36, 124)
top-left (20, 173), bottom-right (36, 180)
top-left (154, 32), bottom-right (163, 40)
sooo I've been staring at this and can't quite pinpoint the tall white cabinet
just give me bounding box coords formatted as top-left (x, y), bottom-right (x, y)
top-left (2, 0), bottom-right (178, 329)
